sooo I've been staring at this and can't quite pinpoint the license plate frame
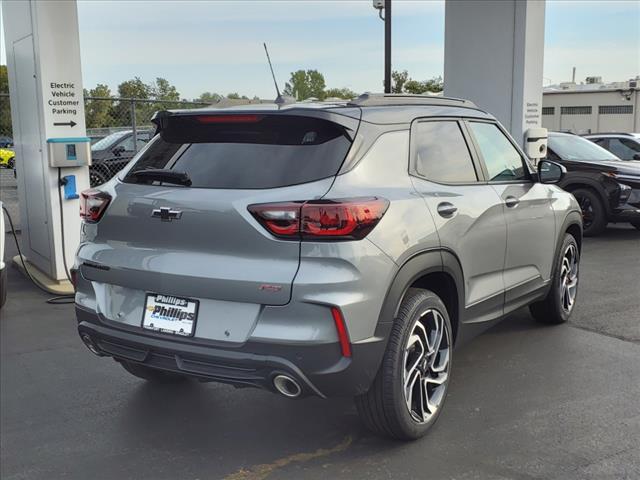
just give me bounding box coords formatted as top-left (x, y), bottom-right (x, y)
top-left (142, 293), bottom-right (199, 337)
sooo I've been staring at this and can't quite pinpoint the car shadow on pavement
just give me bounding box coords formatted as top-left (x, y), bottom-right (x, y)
top-left (596, 225), bottom-right (640, 241)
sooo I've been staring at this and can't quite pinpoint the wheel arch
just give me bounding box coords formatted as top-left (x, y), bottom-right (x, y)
top-left (549, 211), bottom-right (583, 286)
top-left (561, 179), bottom-right (612, 215)
top-left (375, 249), bottom-right (464, 345)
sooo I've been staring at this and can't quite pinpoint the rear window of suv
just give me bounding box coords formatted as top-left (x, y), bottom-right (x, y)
top-left (122, 114), bottom-right (353, 189)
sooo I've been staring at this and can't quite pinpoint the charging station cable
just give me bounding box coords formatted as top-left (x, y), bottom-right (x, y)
top-left (57, 167), bottom-right (75, 284)
top-left (2, 204), bottom-right (74, 304)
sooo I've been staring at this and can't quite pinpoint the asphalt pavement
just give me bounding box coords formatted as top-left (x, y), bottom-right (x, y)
top-left (1, 168), bottom-right (639, 479)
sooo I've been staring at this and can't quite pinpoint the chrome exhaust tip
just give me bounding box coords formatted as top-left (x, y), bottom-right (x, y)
top-left (273, 374), bottom-right (302, 398)
top-left (80, 333), bottom-right (103, 356)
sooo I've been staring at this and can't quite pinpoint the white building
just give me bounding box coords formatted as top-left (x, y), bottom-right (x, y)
top-left (542, 77), bottom-right (640, 134)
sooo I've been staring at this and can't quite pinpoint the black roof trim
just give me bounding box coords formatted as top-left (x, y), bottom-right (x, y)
top-left (348, 92), bottom-right (479, 109)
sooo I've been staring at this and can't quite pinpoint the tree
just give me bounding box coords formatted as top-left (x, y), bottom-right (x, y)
top-left (391, 71), bottom-right (443, 94)
top-left (152, 77), bottom-right (180, 104)
top-left (117, 76), bottom-right (150, 100)
top-left (391, 70), bottom-right (409, 93)
top-left (199, 92), bottom-right (222, 103)
top-left (0, 65), bottom-right (11, 137)
top-left (404, 76), bottom-right (443, 94)
top-left (225, 92), bottom-right (249, 100)
top-left (84, 84), bottom-right (113, 128)
top-left (283, 69), bottom-right (326, 100)
top-left (324, 87), bottom-right (357, 100)
top-left (113, 77), bottom-right (151, 126)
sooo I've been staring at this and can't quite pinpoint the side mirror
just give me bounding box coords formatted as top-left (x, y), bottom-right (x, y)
top-left (538, 160), bottom-right (566, 184)
top-left (633, 153), bottom-right (640, 161)
top-left (112, 145), bottom-right (125, 156)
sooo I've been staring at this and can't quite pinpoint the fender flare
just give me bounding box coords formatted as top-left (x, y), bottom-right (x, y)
top-left (374, 248), bottom-right (464, 342)
top-left (550, 211), bottom-right (583, 280)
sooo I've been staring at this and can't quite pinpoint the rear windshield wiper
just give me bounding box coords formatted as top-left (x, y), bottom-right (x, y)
top-left (129, 169), bottom-right (192, 186)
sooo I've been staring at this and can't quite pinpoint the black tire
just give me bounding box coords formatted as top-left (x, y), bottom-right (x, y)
top-left (355, 288), bottom-right (453, 440)
top-left (119, 360), bottom-right (188, 383)
top-left (571, 188), bottom-right (607, 237)
top-left (631, 220), bottom-right (640, 230)
top-left (7, 158), bottom-right (14, 170)
top-left (530, 233), bottom-right (580, 324)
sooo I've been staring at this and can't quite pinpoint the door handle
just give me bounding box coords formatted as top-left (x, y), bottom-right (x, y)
top-left (437, 202), bottom-right (457, 218)
top-left (504, 196), bottom-right (520, 208)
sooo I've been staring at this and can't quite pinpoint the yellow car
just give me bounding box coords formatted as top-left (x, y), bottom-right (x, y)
top-left (0, 148), bottom-right (15, 169)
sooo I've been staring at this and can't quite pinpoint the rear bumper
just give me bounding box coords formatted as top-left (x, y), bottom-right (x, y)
top-left (76, 306), bottom-right (389, 398)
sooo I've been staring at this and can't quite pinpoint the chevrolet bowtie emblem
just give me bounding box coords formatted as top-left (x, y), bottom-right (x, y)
top-left (151, 207), bottom-right (182, 222)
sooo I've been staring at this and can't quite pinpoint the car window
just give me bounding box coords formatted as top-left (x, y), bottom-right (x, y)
top-left (592, 138), bottom-right (609, 149)
top-left (469, 122), bottom-right (528, 182)
top-left (547, 134), bottom-right (620, 162)
top-left (118, 136), bottom-right (135, 152)
top-left (123, 115), bottom-right (352, 189)
top-left (413, 120), bottom-right (478, 183)
top-left (91, 131), bottom-right (129, 151)
top-left (608, 138), bottom-right (640, 160)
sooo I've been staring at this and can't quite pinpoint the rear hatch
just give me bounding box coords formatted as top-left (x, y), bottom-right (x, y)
top-left (80, 109), bottom-right (360, 308)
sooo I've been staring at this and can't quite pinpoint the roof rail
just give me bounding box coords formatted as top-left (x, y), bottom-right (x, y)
top-left (347, 92), bottom-right (479, 109)
top-left (582, 132), bottom-right (635, 137)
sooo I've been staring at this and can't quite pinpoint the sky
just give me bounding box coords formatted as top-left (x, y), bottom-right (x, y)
top-left (1, 0), bottom-right (639, 100)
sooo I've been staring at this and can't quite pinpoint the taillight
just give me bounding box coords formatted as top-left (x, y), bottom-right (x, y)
top-left (80, 189), bottom-right (111, 223)
top-left (248, 197), bottom-right (389, 241)
top-left (195, 114), bottom-right (263, 124)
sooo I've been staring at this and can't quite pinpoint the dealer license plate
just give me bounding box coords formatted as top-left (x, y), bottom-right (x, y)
top-left (142, 293), bottom-right (198, 336)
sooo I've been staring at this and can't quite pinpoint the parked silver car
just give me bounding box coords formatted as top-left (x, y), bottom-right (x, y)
top-left (74, 94), bottom-right (582, 439)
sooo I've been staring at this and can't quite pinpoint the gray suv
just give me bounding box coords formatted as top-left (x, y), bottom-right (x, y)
top-left (74, 94), bottom-right (583, 440)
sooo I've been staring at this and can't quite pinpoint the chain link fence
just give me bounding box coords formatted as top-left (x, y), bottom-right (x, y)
top-left (0, 93), bottom-right (211, 186)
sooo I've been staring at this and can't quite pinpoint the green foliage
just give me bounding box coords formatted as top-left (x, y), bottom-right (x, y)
top-left (391, 70), bottom-right (409, 94)
top-left (0, 65), bottom-right (11, 137)
top-left (111, 76), bottom-right (182, 127)
top-left (324, 87), bottom-right (357, 100)
top-left (283, 69), bottom-right (327, 100)
top-left (153, 77), bottom-right (180, 102)
top-left (117, 76), bottom-right (151, 99)
top-left (391, 70), bottom-right (443, 94)
top-left (404, 76), bottom-right (443, 94)
top-left (85, 84), bottom-right (114, 128)
top-left (199, 92), bottom-right (222, 103)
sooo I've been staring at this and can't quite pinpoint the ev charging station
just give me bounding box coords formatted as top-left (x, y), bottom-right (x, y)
top-left (444, 0), bottom-right (547, 151)
top-left (2, 0), bottom-right (90, 292)
top-left (2, 0), bottom-right (549, 292)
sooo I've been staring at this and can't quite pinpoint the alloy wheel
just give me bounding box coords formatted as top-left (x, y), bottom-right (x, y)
top-left (403, 308), bottom-right (450, 423)
top-left (560, 243), bottom-right (579, 313)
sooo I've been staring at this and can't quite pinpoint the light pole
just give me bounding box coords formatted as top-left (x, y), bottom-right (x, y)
top-left (373, 0), bottom-right (392, 94)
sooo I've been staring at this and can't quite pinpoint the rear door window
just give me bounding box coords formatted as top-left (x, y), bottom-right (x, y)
top-left (608, 138), bottom-right (640, 160)
top-left (123, 115), bottom-right (352, 189)
top-left (412, 120), bottom-right (479, 183)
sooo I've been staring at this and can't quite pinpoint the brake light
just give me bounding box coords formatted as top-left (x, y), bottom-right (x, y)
top-left (331, 307), bottom-right (351, 358)
top-left (80, 189), bottom-right (111, 223)
top-left (248, 198), bottom-right (389, 241)
top-left (195, 114), bottom-right (263, 124)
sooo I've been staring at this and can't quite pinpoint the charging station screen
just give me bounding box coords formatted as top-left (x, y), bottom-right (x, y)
top-left (66, 144), bottom-right (77, 160)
